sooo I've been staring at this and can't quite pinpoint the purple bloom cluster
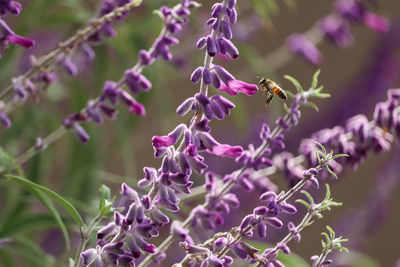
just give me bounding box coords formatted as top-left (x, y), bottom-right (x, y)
top-left (0, 0), bottom-right (150, 128)
top-left (268, 88), bottom-right (400, 186)
top-left (300, 89), bottom-right (400, 171)
top-left (64, 1), bottom-right (197, 143)
top-left (287, 0), bottom-right (390, 65)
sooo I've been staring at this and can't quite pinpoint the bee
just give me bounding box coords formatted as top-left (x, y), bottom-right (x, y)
top-left (258, 77), bottom-right (287, 107)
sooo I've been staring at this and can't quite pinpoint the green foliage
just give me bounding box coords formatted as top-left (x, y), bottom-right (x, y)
top-left (313, 141), bottom-right (348, 179)
top-left (296, 184), bottom-right (342, 219)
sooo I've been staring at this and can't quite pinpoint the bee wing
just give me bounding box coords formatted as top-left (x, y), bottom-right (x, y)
top-left (260, 86), bottom-right (269, 95)
top-left (265, 93), bottom-right (274, 107)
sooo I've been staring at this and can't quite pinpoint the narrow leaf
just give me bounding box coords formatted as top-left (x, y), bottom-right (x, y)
top-left (303, 101), bottom-right (319, 112)
top-left (284, 75), bottom-right (303, 93)
top-left (312, 69), bottom-right (321, 88)
top-left (5, 175), bottom-right (85, 227)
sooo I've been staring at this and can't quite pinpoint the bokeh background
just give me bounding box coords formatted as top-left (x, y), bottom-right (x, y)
top-left (0, 0), bottom-right (400, 266)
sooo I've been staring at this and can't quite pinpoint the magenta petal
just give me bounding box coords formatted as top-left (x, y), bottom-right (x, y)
top-left (152, 136), bottom-right (174, 148)
top-left (130, 102), bottom-right (146, 116)
top-left (208, 144), bottom-right (243, 158)
top-left (364, 12), bottom-right (389, 33)
top-left (7, 34), bottom-right (35, 49)
top-left (218, 80), bottom-right (258, 96)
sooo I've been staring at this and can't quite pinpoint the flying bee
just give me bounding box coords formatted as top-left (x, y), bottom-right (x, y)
top-left (258, 77), bottom-right (287, 107)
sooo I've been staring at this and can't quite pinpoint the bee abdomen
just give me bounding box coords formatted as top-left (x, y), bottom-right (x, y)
top-left (272, 87), bottom-right (287, 100)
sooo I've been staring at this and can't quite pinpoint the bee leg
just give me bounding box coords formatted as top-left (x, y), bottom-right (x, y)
top-left (265, 94), bottom-right (274, 107)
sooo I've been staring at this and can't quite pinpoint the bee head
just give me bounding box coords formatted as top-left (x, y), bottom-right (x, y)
top-left (258, 77), bottom-right (267, 85)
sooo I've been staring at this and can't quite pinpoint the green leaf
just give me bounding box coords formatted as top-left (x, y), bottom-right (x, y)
top-left (99, 184), bottom-right (111, 210)
top-left (315, 141), bottom-right (327, 155)
top-left (300, 189), bottom-right (314, 204)
top-left (295, 199), bottom-right (310, 209)
top-left (313, 92), bottom-right (331, 98)
top-left (303, 101), bottom-right (319, 112)
top-left (284, 75), bottom-right (303, 93)
top-left (331, 153), bottom-right (349, 159)
top-left (312, 69), bottom-right (321, 88)
top-left (324, 183), bottom-right (331, 201)
top-left (5, 175), bottom-right (85, 227)
top-left (326, 167), bottom-right (338, 179)
top-left (313, 85), bottom-right (324, 93)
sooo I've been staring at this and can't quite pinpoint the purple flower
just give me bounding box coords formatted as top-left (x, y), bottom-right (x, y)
top-left (318, 16), bottom-right (353, 48)
top-left (335, 0), bottom-right (366, 22)
top-left (286, 33), bottom-right (322, 65)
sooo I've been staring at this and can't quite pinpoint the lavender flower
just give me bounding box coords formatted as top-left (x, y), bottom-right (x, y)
top-left (286, 33), bottom-right (322, 65)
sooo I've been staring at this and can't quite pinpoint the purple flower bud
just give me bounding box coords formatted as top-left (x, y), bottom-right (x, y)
top-left (220, 20), bottom-right (232, 40)
top-left (257, 220), bottom-right (267, 238)
top-left (62, 57), bottom-right (78, 76)
top-left (254, 206), bottom-right (268, 215)
top-left (191, 67), bottom-right (204, 83)
top-left (0, 110), bottom-right (11, 128)
top-left (184, 129), bottom-right (194, 146)
top-left (127, 235), bottom-right (141, 258)
top-left (86, 106), bottom-right (103, 124)
top-left (286, 33), bottom-right (322, 66)
top-left (260, 191), bottom-right (277, 202)
top-left (209, 101), bottom-right (224, 120)
top-left (139, 49), bottom-right (152, 66)
top-left (280, 202), bottom-right (297, 214)
top-left (141, 195), bottom-right (151, 209)
top-left (335, 0), bottom-right (366, 21)
top-left (228, 7), bottom-right (237, 24)
top-left (206, 36), bottom-right (218, 57)
top-left (214, 236), bottom-right (227, 248)
top-left (101, 81), bottom-right (119, 105)
top-left (230, 243), bottom-right (248, 260)
top-left (277, 243), bottom-right (290, 254)
top-left (202, 68), bottom-right (212, 85)
top-left (223, 193), bottom-right (240, 208)
top-left (218, 37), bottom-right (239, 59)
top-left (213, 65), bottom-right (235, 84)
top-left (135, 235), bottom-right (156, 253)
top-left (240, 214), bottom-right (255, 231)
top-left (99, 103), bottom-right (118, 120)
top-left (196, 37), bottom-right (207, 49)
top-left (125, 204), bottom-right (137, 225)
top-left (150, 207), bottom-right (169, 224)
top-left (72, 123), bottom-right (90, 143)
top-left (227, 0), bottom-right (236, 9)
top-left (121, 183), bottom-right (139, 200)
top-left (264, 217), bottom-right (283, 228)
top-left (211, 3), bottom-right (223, 18)
top-left (318, 16), bottom-right (353, 48)
top-left (210, 71), bottom-right (221, 89)
top-left (97, 222), bottom-right (116, 239)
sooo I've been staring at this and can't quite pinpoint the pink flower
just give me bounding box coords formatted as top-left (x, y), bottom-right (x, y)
top-left (152, 136), bottom-right (175, 148)
top-left (196, 132), bottom-right (243, 158)
top-left (364, 12), bottom-right (389, 33)
top-left (129, 102), bottom-right (146, 116)
top-left (218, 79), bottom-right (258, 96)
top-left (209, 144), bottom-right (243, 158)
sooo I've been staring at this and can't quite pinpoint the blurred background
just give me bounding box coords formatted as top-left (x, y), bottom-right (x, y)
top-left (0, 0), bottom-right (399, 266)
